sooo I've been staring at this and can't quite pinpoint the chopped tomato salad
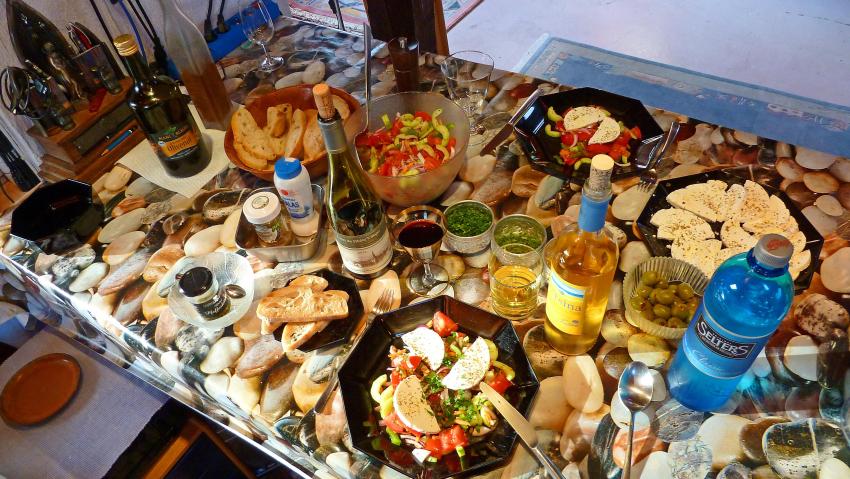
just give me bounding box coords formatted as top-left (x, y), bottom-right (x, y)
top-left (544, 105), bottom-right (642, 170)
top-left (368, 311), bottom-right (515, 464)
top-left (356, 110), bottom-right (457, 177)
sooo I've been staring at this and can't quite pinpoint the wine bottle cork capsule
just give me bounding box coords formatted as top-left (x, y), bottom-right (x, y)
top-left (312, 83), bottom-right (335, 120)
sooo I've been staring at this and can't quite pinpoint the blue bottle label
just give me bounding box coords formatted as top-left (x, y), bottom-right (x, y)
top-left (681, 304), bottom-right (770, 379)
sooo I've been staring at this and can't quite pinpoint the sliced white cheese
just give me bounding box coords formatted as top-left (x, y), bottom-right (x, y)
top-left (789, 230), bottom-right (806, 254)
top-left (588, 117), bottom-right (620, 145)
top-left (651, 208), bottom-right (713, 242)
top-left (411, 449), bottom-right (432, 464)
top-left (721, 183), bottom-right (746, 221)
top-left (789, 249), bottom-right (811, 279)
top-left (720, 221), bottom-right (756, 252)
top-left (735, 180), bottom-right (770, 224)
top-left (401, 327), bottom-right (445, 370)
top-left (714, 248), bottom-right (739, 271)
top-left (671, 238), bottom-right (722, 278)
top-left (563, 106), bottom-right (606, 131)
top-left (442, 337), bottom-right (491, 391)
top-left (393, 376), bottom-right (440, 434)
top-left (666, 182), bottom-right (727, 222)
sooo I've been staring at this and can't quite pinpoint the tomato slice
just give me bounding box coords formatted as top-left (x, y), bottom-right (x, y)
top-left (439, 425), bottom-right (468, 455)
top-left (447, 137), bottom-right (457, 149)
top-left (423, 436), bottom-right (443, 459)
top-left (486, 371), bottom-right (513, 395)
top-left (384, 412), bottom-right (407, 434)
top-left (630, 126), bottom-right (642, 140)
top-left (432, 312), bottom-right (459, 337)
top-left (576, 130), bottom-right (592, 142)
top-left (561, 132), bottom-right (576, 147)
top-left (586, 143), bottom-right (612, 155)
top-left (390, 370), bottom-right (402, 387)
top-left (414, 111), bottom-right (431, 121)
top-left (614, 130), bottom-right (631, 146)
top-left (406, 356), bottom-right (422, 370)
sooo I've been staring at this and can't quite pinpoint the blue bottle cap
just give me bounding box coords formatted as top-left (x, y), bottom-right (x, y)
top-left (274, 157), bottom-right (302, 180)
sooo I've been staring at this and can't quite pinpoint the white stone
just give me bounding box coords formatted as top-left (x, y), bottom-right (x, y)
top-left (184, 225), bottom-right (223, 256)
top-left (783, 334), bottom-right (819, 381)
top-left (649, 369), bottom-right (667, 402)
top-left (220, 209), bottom-right (241, 248)
top-left (69, 262), bottom-right (109, 293)
top-left (325, 452), bottom-right (353, 479)
top-left (204, 372), bottom-right (230, 400)
top-left (2, 235), bottom-right (24, 255)
top-left (125, 177), bottom-right (155, 198)
top-left (638, 451), bottom-right (672, 479)
top-left (697, 414), bottom-right (752, 469)
top-left (275, 71), bottom-right (303, 89)
top-left (563, 355), bottom-right (604, 413)
top-left (459, 154), bottom-right (496, 183)
top-left (820, 247), bottom-right (850, 293)
top-left (200, 337), bottom-right (244, 374)
top-left (302, 61), bottom-right (326, 85)
top-left (820, 458), bottom-right (850, 479)
top-left (439, 181), bottom-right (473, 206)
top-left (102, 230), bottom-right (146, 265)
top-left (104, 165), bottom-right (132, 191)
top-left (611, 392), bottom-right (653, 430)
top-left (168, 194), bottom-right (193, 214)
top-left (98, 208), bottom-right (145, 243)
top-left (160, 350), bottom-right (182, 380)
top-left (529, 376), bottom-right (571, 431)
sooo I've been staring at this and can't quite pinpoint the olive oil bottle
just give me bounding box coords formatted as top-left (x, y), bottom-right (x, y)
top-left (312, 83), bottom-right (392, 278)
top-left (544, 155), bottom-right (619, 354)
top-left (114, 34), bottom-right (210, 177)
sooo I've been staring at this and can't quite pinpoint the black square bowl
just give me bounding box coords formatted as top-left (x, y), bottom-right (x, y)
top-left (514, 87), bottom-right (663, 185)
top-left (10, 179), bottom-right (103, 255)
top-left (295, 269), bottom-right (364, 352)
top-left (635, 168), bottom-right (823, 292)
top-left (337, 296), bottom-right (539, 478)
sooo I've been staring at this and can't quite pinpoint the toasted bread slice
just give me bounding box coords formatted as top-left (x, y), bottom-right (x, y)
top-left (288, 274), bottom-right (329, 292)
top-left (269, 136), bottom-right (287, 158)
top-left (231, 108), bottom-right (275, 161)
top-left (284, 109), bottom-right (306, 158)
top-left (282, 320), bottom-right (330, 352)
top-left (234, 140), bottom-right (268, 169)
top-left (302, 111), bottom-right (325, 163)
top-left (265, 104), bottom-right (292, 138)
top-left (331, 95), bottom-right (350, 121)
top-left (257, 286), bottom-right (349, 324)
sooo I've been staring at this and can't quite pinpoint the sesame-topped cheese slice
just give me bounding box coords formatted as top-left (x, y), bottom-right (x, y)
top-left (666, 181), bottom-right (727, 222)
top-left (588, 117), bottom-right (620, 145)
top-left (651, 208), bottom-right (713, 242)
top-left (393, 376), bottom-right (441, 434)
top-left (671, 238), bottom-right (722, 277)
top-left (563, 106), bottom-right (606, 131)
top-left (441, 337), bottom-right (491, 391)
top-left (401, 327), bottom-right (445, 370)
top-left (735, 180), bottom-right (771, 224)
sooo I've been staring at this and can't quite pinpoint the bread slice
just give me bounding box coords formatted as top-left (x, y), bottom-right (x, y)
top-left (332, 95), bottom-right (351, 120)
top-left (234, 140), bottom-right (268, 169)
top-left (284, 109), bottom-right (306, 158)
top-left (266, 104), bottom-right (292, 138)
top-left (282, 320), bottom-right (330, 352)
top-left (231, 108), bottom-right (275, 161)
top-left (288, 274), bottom-right (328, 292)
top-left (302, 111), bottom-right (325, 163)
top-left (257, 286), bottom-right (349, 324)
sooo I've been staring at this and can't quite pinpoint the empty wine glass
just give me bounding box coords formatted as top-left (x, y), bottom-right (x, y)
top-left (393, 206), bottom-right (449, 297)
top-left (440, 50), bottom-right (494, 121)
top-left (239, 0), bottom-right (283, 72)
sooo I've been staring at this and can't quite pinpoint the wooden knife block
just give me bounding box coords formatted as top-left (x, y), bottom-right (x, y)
top-left (28, 78), bottom-right (144, 183)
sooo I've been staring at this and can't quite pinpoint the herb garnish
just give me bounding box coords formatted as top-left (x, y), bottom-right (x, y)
top-left (446, 204), bottom-right (491, 237)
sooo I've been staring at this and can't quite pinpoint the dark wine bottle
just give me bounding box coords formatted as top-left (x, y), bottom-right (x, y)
top-left (312, 83), bottom-right (392, 278)
top-left (113, 34), bottom-right (210, 178)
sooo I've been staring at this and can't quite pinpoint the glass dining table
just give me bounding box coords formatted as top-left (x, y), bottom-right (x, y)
top-left (1, 15), bottom-right (848, 479)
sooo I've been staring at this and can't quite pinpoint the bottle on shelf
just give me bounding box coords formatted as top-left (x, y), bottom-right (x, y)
top-left (312, 83), bottom-right (392, 279)
top-left (544, 154), bottom-right (619, 355)
top-left (114, 34), bottom-right (210, 178)
top-left (274, 157), bottom-right (319, 237)
top-left (667, 234), bottom-right (794, 412)
top-left (156, 0), bottom-right (233, 131)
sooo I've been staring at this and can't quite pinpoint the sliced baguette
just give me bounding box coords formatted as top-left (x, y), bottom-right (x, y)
top-left (266, 104), bottom-right (292, 138)
top-left (331, 95), bottom-right (351, 121)
top-left (232, 107), bottom-right (275, 161)
top-left (288, 274), bottom-right (329, 292)
top-left (302, 110), bottom-right (325, 163)
top-left (284, 109), bottom-right (306, 158)
top-left (257, 286), bottom-right (349, 324)
top-left (282, 320), bottom-right (330, 352)
top-left (234, 140), bottom-right (268, 170)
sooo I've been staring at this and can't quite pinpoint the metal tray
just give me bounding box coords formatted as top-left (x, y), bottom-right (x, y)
top-left (235, 184), bottom-right (327, 263)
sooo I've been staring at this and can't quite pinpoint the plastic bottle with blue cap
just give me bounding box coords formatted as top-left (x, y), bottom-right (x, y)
top-left (274, 157), bottom-right (318, 237)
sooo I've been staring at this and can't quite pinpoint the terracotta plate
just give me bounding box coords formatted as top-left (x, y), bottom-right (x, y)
top-left (1, 353), bottom-right (81, 426)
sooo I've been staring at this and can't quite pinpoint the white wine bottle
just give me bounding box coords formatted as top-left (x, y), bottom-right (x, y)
top-left (312, 84), bottom-right (392, 278)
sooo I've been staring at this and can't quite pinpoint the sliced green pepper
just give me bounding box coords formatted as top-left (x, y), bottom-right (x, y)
top-left (436, 124), bottom-right (450, 146)
top-left (544, 124), bottom-right (561, 138)
top-left (436, 144), bottom-right (450, 159)
top-left (547, 106), bottom-right (563, 122)
top-left (381, 113), bottom-right (391, 129)
top-left (386, 428), bottom-right (402, 446)
top-left (419, 144), bottom-right (435, 156)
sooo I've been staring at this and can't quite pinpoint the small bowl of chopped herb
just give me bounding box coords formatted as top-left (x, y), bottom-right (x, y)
top-left (491, 214), bottom-right (547, 254)
top-left (444, 200), bottom-right (494, 254)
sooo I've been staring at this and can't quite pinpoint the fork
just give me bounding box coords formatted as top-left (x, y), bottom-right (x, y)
top-left (311, 289), bottom-right (396, 414)
top-left (637, 122), bottom-right (681, 193)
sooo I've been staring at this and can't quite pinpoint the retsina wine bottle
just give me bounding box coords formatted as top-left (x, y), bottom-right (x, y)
top-left (312, 83), bottom-right (392, 278)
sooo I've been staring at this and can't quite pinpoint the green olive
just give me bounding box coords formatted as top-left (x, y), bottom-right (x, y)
top-left (677, 283), bottom-right (695, 300)
top-left (688, 305), bottom-right (698, 317)
top-left (629, 296), bottom-right (647, 311)
top-left (636, 285), bottom-right (653, 299)
top-left (656, 290), bottom-right (676, 305)
top-left (671, 303), bottom-right (690, 319)
top-left (668, 317), bottom-right (688, 329)
top-left (653, 317), bottom-right (668, 327)
top-left (640, 308), bottom-right (655, 321)
top-left (687, 297), bottom-right (700, 310)
top-left (656, 278), bottom-right (669, 289)
top-left (648, 289), bottom-right (659, 304)
top-left (641, 271), bottom-right (659, 286)
top-left (653, 304), bottom-right (671, 319)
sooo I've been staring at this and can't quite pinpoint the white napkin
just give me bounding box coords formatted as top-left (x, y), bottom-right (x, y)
top-left (118, 105), bottom-right (230, 197)
top-left (0, 329), bottom-right (167, 478)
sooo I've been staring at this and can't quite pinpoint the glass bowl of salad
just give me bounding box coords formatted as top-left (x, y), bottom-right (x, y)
top-left (344, 92), bottom-right (470, 207)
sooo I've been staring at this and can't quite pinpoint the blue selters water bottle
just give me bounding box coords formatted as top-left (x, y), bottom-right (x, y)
top-left (668, 234), bottom-right (795, 411)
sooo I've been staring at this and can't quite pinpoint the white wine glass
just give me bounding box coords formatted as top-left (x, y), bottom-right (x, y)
top-left (239, 0), bottom-right (283, 72)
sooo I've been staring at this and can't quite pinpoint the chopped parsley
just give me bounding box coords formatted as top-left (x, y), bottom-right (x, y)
top-left (446, 203), bottom-right (492, 237)
top-left (424, 372), bottom-right (443, 394)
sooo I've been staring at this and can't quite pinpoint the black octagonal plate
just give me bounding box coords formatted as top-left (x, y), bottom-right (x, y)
top-left (635, 167), bottom-right (823, 292)
top-left (293, 269), bottom-right (364, 352)
top-left (514, 87), bottom-right (663, 185)
top-left (338, 296), bottom-right (539, 478)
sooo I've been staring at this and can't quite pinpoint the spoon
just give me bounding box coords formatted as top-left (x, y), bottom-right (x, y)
top-left (618, 361), bottom-right (654, 479)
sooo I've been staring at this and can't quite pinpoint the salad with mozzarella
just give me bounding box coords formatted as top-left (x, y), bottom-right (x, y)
top-left (544, 105), bottom-right (643, 169)
top-left (356, 110), bottom-right (457, 177)
top-left (368, 311), bottom-right (515, 465)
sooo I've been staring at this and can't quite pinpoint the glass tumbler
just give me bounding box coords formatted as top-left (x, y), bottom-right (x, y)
top-left (440, 50), bottom-right (494, 120)
top-left (488, 242), bottom-right (542, 320)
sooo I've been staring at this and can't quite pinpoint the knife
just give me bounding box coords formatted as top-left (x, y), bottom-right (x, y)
top-left (478, 87), bottom-right (544, 157)
top-left (480, 382), bottom-right (566, 479)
